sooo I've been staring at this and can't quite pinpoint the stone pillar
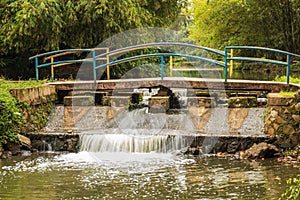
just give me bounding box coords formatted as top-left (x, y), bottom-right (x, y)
top-left (265, 93), bottom-right (300, 147)
top-left (63, 96), bottom-right (95, 130)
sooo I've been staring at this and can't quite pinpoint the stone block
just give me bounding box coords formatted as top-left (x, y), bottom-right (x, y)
top-left (187, 97), bottom-right (215, 108)
top-left (64, 96), bottom-right (94, 106)
top-left (148, 96), bottom-right (170, 113)
top-left (228, 96), bottom-right (257, 108)
top-left (268, 93), bottom-right (294, 106)
top-left (18, 134), bottom-right (31, 148)
top-left (110, 96), bottom-right (131, 107)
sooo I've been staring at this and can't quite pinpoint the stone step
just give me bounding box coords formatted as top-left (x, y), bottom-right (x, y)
top-left (64, 96), bottom-right (94, 106)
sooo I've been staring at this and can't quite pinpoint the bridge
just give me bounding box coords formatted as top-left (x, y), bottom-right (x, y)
top-left (29, 42), bottom-right (300, 93)
top-left (27, 42), bottom-right (300, 152)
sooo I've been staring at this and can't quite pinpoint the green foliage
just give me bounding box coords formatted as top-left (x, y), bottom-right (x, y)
top-left (0, 0), bottom-right (186, 79)
top-left (280, 175), bottom-right (300, 200)
top-left (0, 79), bottom-right (43, 147)
top-left (283, 145), bottom-right (300, 157)
top-left (189, 0), bottom-right (300, 54)
top-left (275, 76), bottom-right (300, 84)
top-left (280, 91), bottom-right (296, 98)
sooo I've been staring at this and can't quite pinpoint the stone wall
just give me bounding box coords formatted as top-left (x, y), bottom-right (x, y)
top-left (1, 85), bottom-right (57, 158)
top-left (264, 92), bottom-right (300, 148)
top-left (10, 85), bottom-right (57, 133)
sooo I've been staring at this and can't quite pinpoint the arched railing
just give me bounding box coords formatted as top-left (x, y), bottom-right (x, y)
top-left (29, 43), bottom-right (300, 84)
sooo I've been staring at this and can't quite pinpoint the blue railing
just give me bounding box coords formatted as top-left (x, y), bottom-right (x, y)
top-left (29, 43), bottom-right (300, 84)
top-left (224, 46), bottom-right (300, 83)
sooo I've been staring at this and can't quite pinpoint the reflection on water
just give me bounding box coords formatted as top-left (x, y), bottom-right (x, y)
top-left (0, 152), bottom-right (299, 200)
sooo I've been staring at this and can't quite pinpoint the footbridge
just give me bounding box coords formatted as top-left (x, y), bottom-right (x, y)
top-left (29, 42), bottom-right (300, 92)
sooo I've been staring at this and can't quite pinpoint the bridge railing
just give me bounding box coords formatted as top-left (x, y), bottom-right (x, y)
top-left (95, 53), bottom-right (225, 80)
top-left (29, 43), bottom-right (300, 84)
top-left (29, 48), bottom-right (109, 81)
top-left (224, 46), bottom-right (300, 84)
top-left (94, 42), bottom-right (225, 80)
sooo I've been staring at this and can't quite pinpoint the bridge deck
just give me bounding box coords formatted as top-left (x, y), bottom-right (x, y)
top-left (48, 77), bottom-right (300, 92)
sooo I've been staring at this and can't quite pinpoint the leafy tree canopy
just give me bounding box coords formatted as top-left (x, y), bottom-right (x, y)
top-left (0, 0), bottom-right (186, 78)
top-left (189, 0), bottom-right (300, 53)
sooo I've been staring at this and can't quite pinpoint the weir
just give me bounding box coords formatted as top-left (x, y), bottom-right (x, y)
top-left (27, 86), bottom-right (270, 154)
top-left (21, 42), bottom-right (300, 154)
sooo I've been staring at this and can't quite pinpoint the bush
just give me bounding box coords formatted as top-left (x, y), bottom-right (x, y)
top-left (0, 79), bottom-right (43, 147)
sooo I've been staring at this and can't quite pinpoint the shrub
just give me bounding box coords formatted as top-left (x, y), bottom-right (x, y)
top-left (0, 79), bottom-right (43, 147)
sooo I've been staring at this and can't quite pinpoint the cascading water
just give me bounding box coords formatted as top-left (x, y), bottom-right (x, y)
top-left (79, 131), bottom-right (188, 153)
top-left (76, 105), bottom-right (195, 154)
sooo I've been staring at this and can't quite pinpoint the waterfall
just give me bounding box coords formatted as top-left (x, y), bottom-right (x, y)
top-left (79, 131), bottom-right (187, 153)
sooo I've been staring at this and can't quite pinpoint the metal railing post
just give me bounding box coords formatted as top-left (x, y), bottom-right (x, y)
top-left (287, 54), bottom-right (291, 84)
top-left (51, 57), bottom-right (54, 81)
top-left (224, 48), bottom-right (228, 82)
top-left (160, 56), bottom-right (165, 80)
top-left (35, 57), bottom-right (39, 82)
top-left (92, 50), bottom-right (97, 83)
top-left (169, 56), bottom-right (173, 77)
top-left (106, 48), bottom-right (110, 80)
top-left (229, 49), bottom-right (234, 79)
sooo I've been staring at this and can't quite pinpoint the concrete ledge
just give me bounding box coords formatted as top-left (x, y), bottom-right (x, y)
top-left (10, 85), bottom-right (56, 105)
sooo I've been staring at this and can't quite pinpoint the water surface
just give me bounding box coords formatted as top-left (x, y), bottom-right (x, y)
top-left (0, 152), bottom-right (298, 200)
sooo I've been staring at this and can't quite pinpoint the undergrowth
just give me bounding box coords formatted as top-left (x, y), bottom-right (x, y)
top-left (0, 78), bottom-right (43, 148)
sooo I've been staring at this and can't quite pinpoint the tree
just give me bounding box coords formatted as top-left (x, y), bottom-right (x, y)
top-left (0, 0), bottom-right (186, 79)
top-left (189, 0), bottom-right (300, 53)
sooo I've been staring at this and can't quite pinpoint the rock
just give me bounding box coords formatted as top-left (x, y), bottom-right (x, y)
top-left (1, 151), bottom-right (12, 159)
top-left (295, 103), bottom-right (300, 111)
top-left (18, 134), bottom-right (31, 149)
top-left (3, 142), bottom-right (21, 156)
top-left (276, 116), bottom-right (286, 124)
top-left (273, 123), bottom-right (280, 131)
top-left (283, 125), bottom-right (295, 135)
top-left (292, 115), bottom-right (300, 122)
top-left (267, 127), bottom-right (275, 136)
top-left (270, 110), bottom-right (278, 118)
top-left (243, 142), bottom-right (279, 159)
top-left (227, 141), bottom-right (240, 153)
top-left (184, 146), bottom-right (203, 156)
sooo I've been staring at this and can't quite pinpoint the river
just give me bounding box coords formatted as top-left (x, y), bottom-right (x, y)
top-left (0, 151), bottom-right (299, 199)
